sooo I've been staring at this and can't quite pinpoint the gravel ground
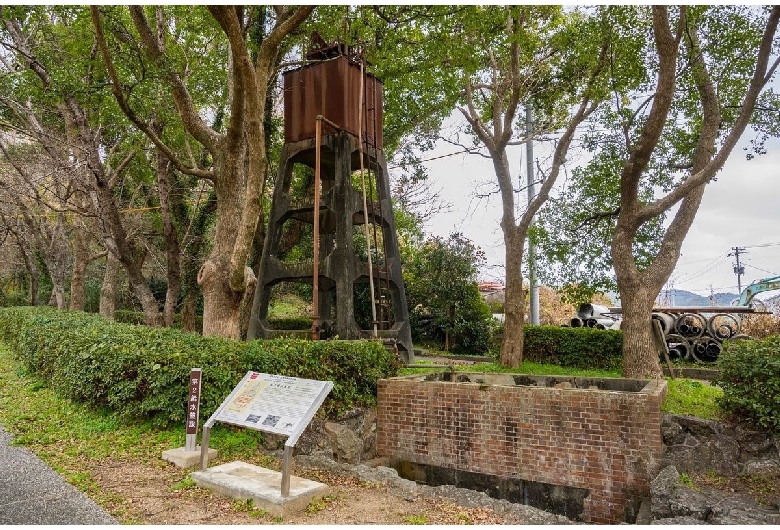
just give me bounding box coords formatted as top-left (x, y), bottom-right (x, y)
top-left (295, 453), bottom-right (573, 525)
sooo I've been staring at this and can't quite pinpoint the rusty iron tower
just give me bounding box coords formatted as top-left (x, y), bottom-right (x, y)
top-left (247, 41), bottom-right (414, 362)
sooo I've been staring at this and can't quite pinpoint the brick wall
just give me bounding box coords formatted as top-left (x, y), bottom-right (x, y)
top-left (377, 374), bottom-right (667, 524)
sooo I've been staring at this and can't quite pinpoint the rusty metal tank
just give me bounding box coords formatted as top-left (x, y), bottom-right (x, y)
top-left (283, 55), bottom-right (383, 148)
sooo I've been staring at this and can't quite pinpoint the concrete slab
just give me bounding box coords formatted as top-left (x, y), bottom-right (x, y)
top-left (162, 446), bottom-right (217, 468)
top-left (191, 460), bottom-right (329, 516)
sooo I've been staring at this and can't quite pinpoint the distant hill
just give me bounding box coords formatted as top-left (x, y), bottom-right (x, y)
top-left (655, 289), bottom-right (738, 307)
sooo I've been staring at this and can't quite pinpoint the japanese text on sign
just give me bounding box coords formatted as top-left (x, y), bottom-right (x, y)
top-left (214, 372), bottom-right (330, 437)
top-left (186, 368), bottom-right (202, 435)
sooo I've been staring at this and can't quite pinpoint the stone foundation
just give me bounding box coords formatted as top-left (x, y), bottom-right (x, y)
top-left (661, 413), bottom-right (780, 476)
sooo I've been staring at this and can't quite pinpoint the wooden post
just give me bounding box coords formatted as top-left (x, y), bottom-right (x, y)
top-left (185, 368), bottom-right (202, 452)
top-left (652, 319), bottom-right (675, 379)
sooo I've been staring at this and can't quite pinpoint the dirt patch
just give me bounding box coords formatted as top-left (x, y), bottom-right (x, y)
top-left (87, 457), bottom-right (509, 525)
top-left (692, 471), bottom-right (780, 508)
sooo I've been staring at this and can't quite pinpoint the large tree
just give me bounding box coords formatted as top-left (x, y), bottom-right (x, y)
top-left (444, 6), bottom-right (612, 366)
top-left (537, 6), bottom-right (780, 377)
top-left (91, 5), bottom-right (313, 339)
top-left (614, 6), bottom-right (780, 377)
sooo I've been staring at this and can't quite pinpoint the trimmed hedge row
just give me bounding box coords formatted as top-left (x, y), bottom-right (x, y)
top-left (523, 325), bottom-right (623, 371)
top-left (267, 316), bottom-right (313, 330)
top-left (715, 335), bottom-right (780, 434)
top-left (114, 310), bottom-right (311, 332)
top-left (114, 309), bottom-right (204, 333)
top-left (0, 307), bottom-right (401, 427)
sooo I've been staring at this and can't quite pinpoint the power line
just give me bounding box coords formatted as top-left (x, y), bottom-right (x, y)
top-left (388, 148), bottom-right (484, 169)
top-left (744, 241), bottom-right (780, 249)
top-left (673, 253), bottom-right (729, 284)
top-left (745, 263), bottom-right (779, 276)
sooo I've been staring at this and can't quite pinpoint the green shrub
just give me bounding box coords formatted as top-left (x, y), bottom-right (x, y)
top-left (114, 309), bottom-right (146, 325)
top-left (714, 336), bottom-right (780, 433)
top-left (522, 325), bottom-right (623, 371)
top-left (0, 307), bottom-right (401, 427)
top-left (268, 316), bottom-right (313, 330)
top-left (114, 309), bottom-right (203, 333)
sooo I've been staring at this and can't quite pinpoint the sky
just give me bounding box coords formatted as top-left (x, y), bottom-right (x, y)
top-left (410, 121), bottom-right (780, 301)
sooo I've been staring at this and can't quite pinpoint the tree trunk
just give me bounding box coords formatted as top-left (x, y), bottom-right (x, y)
top-left (180, 290), bottom-right (199, 333)
top-left (45, 213), bottom-right (70, 310)
top-left (15, 235), bottom-right (39, 305)
top-left (90, 168), bottom-right (162, 327)
top-left (179, 192), bottom-right (215, 335)
top-left (99, 251), bottom-right (120, 319)
top-left (501, 226), bottom-right (526, 367)
top-left (197, 155), bottom-right (257, 339)
top-left (69, 217), bottom-right (88, 311)
top-left (616, 284), bottom-right (660, 377)
top-left (198, 260), bottom-right (241, 338)
top-left (156, 148), bottom-right (182, 328)
top-left (612, 208), bottom-right (664, 378)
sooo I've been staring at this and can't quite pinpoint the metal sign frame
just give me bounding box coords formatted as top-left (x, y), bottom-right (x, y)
top-left (199, 371), bottom-right (333, 497)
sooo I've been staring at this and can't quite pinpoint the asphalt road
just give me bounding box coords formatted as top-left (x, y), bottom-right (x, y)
top-left (0, 425), bottom-right (117, 525)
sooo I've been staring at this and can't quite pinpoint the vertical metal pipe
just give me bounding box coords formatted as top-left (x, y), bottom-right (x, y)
top-left (526, 104), bottom-right (540, 325)
top-left (312, 117), bottom-right (322, 341)
top-left (358, 61), bottom-right (378, 337)
top-left (281, 445), bottom-right (292, 497)
top-left (199, 426), bottom-right (211, 470)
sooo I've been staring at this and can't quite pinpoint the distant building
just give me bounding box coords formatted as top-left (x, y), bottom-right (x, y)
top-left (478, 281), bottom-right (505, 293)
top-left (478, 281), bottom-right (505, 305)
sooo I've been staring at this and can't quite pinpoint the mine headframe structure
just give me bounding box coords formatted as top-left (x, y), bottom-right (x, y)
top-left (247, 40), bottom-right (414, 363)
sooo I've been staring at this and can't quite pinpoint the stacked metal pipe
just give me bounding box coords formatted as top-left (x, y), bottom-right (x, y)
top-left (568, 304), bottom-right (619, 330)
top-left (653, 312), bottom-right (745, 363)
top-left (566, 304), bottom-right (749, 363)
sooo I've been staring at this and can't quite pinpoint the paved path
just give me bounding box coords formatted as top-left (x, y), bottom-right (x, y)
top-left (0, 425), bottom-right (117, 525)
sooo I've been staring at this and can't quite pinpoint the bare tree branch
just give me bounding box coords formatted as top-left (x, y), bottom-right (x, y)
top-left (90, 6), bottom-right (214, 180)
top-left (640, 5), bottom-right (780, 219)
top-left (126, 6), bottom-right (221, 151)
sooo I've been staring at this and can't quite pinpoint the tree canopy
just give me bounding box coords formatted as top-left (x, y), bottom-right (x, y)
top-left (1, 5), bottom-right (778, 373)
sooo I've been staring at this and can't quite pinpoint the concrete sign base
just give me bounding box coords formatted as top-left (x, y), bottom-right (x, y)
top-left (162, 446), bottom-right (218, 469)
top-left (190, 460), bottom-right (329, 516)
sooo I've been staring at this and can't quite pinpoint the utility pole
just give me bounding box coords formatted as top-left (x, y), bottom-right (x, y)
top-left (525, 104), bottom-right (540, 325)
top-left (729, 246), bottom-right (746, 293)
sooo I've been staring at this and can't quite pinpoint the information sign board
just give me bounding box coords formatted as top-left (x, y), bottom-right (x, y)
top-left (213, 372), bottom-right (331, 441)
top-left (200, 371), bottom-right (333, 496)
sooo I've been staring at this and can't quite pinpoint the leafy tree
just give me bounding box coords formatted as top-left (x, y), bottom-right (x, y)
top-left (91, 6), bottom-right (314, 339)
top-left (0, 142), bottom-right (71, 308)
top-left (0, 6), bottom-right (168, 323)
top-left (404, 232), bottom-right (494, 353)
top-left (437, 6), bottom-right (614, 366)
top-left (538, 6), bottom-right (780, 377)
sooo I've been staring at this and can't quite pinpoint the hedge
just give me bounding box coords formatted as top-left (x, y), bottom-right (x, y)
top-left (523, 325), bottom-right (623, 371)
top-left (715, 335), bottom-right (780, 433)
top-left (114, 309), bottom-right (204, 333)
top-left (0, 307), bottom-right (401, 427)
top-left (114, 310), bottom-right (311, 332)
